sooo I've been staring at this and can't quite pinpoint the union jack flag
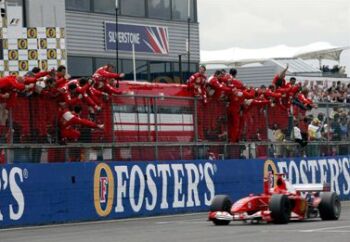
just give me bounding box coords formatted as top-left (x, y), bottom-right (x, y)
top-left (144, 26), bottom-right (169, 54)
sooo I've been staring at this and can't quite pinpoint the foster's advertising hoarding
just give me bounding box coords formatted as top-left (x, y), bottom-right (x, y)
top-left (0, 156), bottom-right (349, 228)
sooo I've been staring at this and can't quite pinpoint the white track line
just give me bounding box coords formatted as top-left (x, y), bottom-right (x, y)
top-left (300, 225), bottom-right (350, 233)
top-left (2, 202), bottom-right (350, 232)
top-left (0, 212), bottom-right (207, 232)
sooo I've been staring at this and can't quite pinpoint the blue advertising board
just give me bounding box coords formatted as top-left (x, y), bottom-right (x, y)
top-left (0, 156), bottom-right (349, 228)
top-left (105, 22), bottom-right (169, 54)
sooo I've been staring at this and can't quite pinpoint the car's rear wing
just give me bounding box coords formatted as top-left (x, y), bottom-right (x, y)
top-left (293, 183), bottom-right (330, 192)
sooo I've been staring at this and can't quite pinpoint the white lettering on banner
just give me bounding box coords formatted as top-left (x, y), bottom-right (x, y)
top-left (277, 162), bottom-right (288, 175)
top-left (204, 163), bottom-right (215, 206)
top-left (108, 31), bottom-right (140, 45)
top-left (9, 168), bottom-right (24, 220)
top-left (129, 165), bottom-right (145, 212)
top-left (157, 164), bottom-right (171, 209)
top-left (108, 32), bottom-right (116, 43)
top-left (329, 159), bottom-right (340, 194)
top-left (289, 162), bottom-right (300, 184)
top-left (308, 160), bottom-right (318, 183)
top-left (145, 165), bottom-right (157, 211)
top-left (265, 157), bottom-right (350, 196)
top-left (114, 166), bottom-right (128, 213)
top-left (118, 32), bottom-right (140, 45)
top-left (172, 164), bottom-right (185, 208)
top-left (319, 159), bottom-right (328, 185)
top-left (300, 160), bottom-right (309, 184)
top-left (342, 158), bottom-right (350, 195)
top-left (0, 167), bottom-right (26, 222)
top-left (185, 164), bottom-right (201, 207)
top-left (94, 162), bottom-right (216, 217)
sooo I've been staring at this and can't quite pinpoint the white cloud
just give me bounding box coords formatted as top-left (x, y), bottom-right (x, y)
top-left (198, 0), bottom-right (350, 72)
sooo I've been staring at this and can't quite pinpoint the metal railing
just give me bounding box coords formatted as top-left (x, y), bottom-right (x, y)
top-left (1, 94), bottom-right (350, 163)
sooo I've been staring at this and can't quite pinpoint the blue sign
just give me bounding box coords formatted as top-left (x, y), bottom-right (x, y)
top-left (105, 22), bottom-right (169, 54)
top-left (0, 156), bottom-right (349, 228)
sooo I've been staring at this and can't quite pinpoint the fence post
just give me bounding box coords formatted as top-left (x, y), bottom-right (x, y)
top-left (147, 97), bottom-right (151, 142)
top-left (111, 99), bottom-right (115, 143)
top-left (154, 96), bottom-right (158, 160)
top-left (6, 108), bottom-right (13, 163)
top-left (264, 105), bottom-right (270, 158)
top-left (326, 102), bottom-right (330, 155)
top-left (194, 96), bottom-right (198, 142)
top-left (180, 145), bottom-right (183, 160)
top-left (110, 98), bottom-right (116, 161)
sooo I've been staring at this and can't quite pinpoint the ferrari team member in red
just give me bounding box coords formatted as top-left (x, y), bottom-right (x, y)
top-left (187, 65), bottom-right (207, 103)
top-left (285, 77), bottom-right (301, 97)
top-left (92, 64), bottom-right (124, 96)
top-left (68, 78), bottom-right (104, 113)
top-left (227, 88), bottom-right (255, 142)
top-left (55, 65), bottom-right (69, 88)
top-left (219, 68), bottom-right (245, 90)
top-left (57, 82), bottom-right (84, 108)
top-left (0, 75), bottom-right (33, 107)
top-left (272, 64), bottom-right (289, 88)
top-left (59, 106), bottom-right (104, 142)
top-left (207, 70), bottom-right (232, 100)
top-left (294, 88), bottom-right (316, 110)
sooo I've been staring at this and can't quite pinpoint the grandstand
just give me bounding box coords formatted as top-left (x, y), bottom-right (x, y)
top-left (201, 42), bottom-right (350, 86)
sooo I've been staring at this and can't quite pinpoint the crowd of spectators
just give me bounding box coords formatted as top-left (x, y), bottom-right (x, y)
top-left (267, 105), bottom-right (350, 158)
top-left (303, 80), bottom-right (350, 103)
top-left (320, 64), bottom-right (346, 75)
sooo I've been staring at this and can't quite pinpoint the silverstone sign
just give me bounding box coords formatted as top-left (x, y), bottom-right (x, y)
top-left (104, 22), bottom-right (169, 54)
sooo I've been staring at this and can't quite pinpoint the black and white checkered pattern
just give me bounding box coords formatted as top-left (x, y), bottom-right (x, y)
top-left (0, 27), bottom-right (66, 77)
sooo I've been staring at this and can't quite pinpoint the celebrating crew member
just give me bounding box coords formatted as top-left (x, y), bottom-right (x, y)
top-left (227, 87), bottom-right (255, 142)
top-left (272, 64), bottom-right (289, 88)
top-left (59, 105), bottom-right (104, 142)
top-left (68, 78), bottom-right (103, 113)
top-left (56, 82), bottom-right (83, 107)
top-left (0, 75), bottom-right (33, 107)
top-left (55, 65), bottom-right (69, 88)
top-left (187, 65), bottom-right (207, 103)
top-left (219, 68), bottom-right (245, 90)
top-left (92, 64), bottom-right (125, 96)
top-left (207, 70), bottom-right (232, 100)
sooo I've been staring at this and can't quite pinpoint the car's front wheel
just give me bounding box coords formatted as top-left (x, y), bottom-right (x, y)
top-left (269, 194), bottom-right (291, 224)
top-left (210, 195), bottom-right (232, 225)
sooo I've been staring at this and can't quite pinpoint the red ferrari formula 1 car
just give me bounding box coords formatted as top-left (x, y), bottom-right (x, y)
top-left (208, 173), bottom-right (341, 225)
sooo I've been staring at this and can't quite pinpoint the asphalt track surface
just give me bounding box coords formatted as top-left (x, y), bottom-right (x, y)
top-left (1, 204), bottom-right (350, 242)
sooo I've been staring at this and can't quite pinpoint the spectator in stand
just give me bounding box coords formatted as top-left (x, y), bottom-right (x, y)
top-left (273, 124), bottom-right (285, 158)
top-left (307, 118), bottom-right (322, 157)
top-left (340, 116), bottom-right (348, 140)
top-left (292, 120), bottom-right (307, 157)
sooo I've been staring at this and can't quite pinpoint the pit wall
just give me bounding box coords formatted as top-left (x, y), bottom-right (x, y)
top-left (1, 156), bottom-right (350, 228)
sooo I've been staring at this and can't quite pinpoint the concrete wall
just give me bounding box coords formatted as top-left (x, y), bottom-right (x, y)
top-left (25, 0), bottom-right (65, 27)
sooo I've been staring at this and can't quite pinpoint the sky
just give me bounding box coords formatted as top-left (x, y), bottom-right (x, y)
top-left (197, 0), bottom-right (350, 73)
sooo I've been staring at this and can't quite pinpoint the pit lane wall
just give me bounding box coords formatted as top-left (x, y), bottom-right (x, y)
top-left (1, 156), bottom-right (350, 228)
